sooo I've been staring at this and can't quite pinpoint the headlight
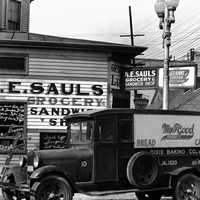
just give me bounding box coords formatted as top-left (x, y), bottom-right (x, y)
top-left (33, 153), bottom-right (40, 168)
top-left (19, 156), bottom-right (27, 167)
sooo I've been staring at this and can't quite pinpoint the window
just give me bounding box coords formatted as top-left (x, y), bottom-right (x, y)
top-left (69, 121), bottom-right (93, 145)
top-left (0, 102), bottom-right (26, 153)
top-left (96, 117), bottom-right (115, 142)
top-left (40, 132), bottom-right (70, 150)
top-left (8, 0), bottom-right (21, 31)
top-left (0, 55), bottom-right (27, 74)
top-left (119, 119), bottom-right (132, 142)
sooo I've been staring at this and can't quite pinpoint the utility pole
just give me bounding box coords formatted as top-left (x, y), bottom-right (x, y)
top-left (129, 6), bottom-right (134, 46)
top-left (120, 6), bottom-right (144, 46)
top-left (120, 6), bottom-right (144, 108)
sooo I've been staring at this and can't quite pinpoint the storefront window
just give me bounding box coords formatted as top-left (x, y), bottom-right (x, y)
top-left (40, 132), bottom-right (70, 150)
top-left (0, 102), bottom-right (26, 153)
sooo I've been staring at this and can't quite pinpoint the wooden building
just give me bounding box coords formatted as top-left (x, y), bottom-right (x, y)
top-left (0, 0), bottom-right (146, 165)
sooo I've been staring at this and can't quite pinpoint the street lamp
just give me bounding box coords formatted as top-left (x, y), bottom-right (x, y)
top-left (154, 0), bottom-right (180, 110)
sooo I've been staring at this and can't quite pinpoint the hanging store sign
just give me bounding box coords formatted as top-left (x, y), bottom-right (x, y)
top-left (159, 66), bottom-right (196, 88)
top-left (0, 78), bottom-right (107, 129)
top-left (125, 68), bottom-right (158, 89)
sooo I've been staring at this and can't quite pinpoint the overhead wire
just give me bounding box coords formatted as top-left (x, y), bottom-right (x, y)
top-left (137, 4), bottom-right (200, 59)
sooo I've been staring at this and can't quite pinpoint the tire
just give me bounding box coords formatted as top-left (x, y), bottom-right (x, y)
top-left (174, 173), bottom-right (200, 200)
top-left (136, 192), bottom-right (162, 200)
top-left (127, 151), bottom-right (159, 188)
top-left (30, 175), bottom-right (73, 200)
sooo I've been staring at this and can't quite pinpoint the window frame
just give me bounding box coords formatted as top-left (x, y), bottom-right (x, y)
top-left (0, 54), bottom-right (28, 75)
top-left (40, 132), bottom-right (71, 150)
top-left (69, 120), bottom-right (94, 145)
top-left (7, 0), bottom-right (21, 31)
top-left (118, 119), bottom-right (132, 142)
top-left (95, 115), bottom-right (116, 143)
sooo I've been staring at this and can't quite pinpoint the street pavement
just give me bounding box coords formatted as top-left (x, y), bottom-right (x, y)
top-left (73, 192), bottom-right (136, 200)
top-left (73, 193), bottom-right (172, 200)
top-left (0, 190), bottom-right (136, 200)
top-left (0, 190), bottom-right (173, 200)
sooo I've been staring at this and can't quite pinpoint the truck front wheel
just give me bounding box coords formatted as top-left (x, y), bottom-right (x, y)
top-left (174, 173), bottom-right (200, 200)
top-left (135, 191), bottom-right (162, 200)
top-left (30, 175), bottom-right (73, 200)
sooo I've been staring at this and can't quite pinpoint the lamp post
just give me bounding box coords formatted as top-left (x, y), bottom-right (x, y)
top-left (154, 0), bottom-right (180, 110)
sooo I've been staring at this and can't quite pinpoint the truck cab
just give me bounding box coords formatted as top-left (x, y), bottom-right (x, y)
top-left (2, 109), bottom-right (200, 200)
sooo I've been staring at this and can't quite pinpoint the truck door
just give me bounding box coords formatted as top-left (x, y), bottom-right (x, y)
top-left (94, 115), bottom-right (118, 182)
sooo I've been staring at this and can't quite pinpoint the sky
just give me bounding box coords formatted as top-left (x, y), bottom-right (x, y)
top-left (30, 0), bottom-right (200, 60)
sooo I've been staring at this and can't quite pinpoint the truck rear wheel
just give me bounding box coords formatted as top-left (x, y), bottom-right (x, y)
top-left (127, 151), bottom-right (159, 188)
top-left (30, 175), bottom-right (73, 200)
top-left (174, 173), bottom-right (200, 200)
top-left (136, 191), bottom-right (162, 200)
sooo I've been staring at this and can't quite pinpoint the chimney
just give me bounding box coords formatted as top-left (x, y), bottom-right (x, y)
top-left (0, 0), bottom-right (34, 33)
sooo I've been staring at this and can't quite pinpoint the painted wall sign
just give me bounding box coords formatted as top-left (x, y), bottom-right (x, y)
top-left (159, 66), bottom-right (196, 88)
top-left (125, 68), bottom-right (158, 89)
top-left (0, 79), bottom-right (107, 129)
top-left (134, 113), bottom-right (200, 148)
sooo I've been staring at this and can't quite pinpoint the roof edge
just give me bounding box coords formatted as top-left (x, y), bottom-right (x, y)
top-left (0, 39), bottom-right (147, 56)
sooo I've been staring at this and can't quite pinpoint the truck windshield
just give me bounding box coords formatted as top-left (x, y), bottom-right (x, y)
top-left (67, 120), bottom-right (94, 145)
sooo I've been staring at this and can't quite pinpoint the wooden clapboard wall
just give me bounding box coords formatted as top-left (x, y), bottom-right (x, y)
top-left (0, 155), bottom-right (22, 167)
top-left (28, 50), bottom-right (108, 79)
top-left (0, 49), bottom-right (110, 165)
top-left (29, 57), bottom-right (107, 79)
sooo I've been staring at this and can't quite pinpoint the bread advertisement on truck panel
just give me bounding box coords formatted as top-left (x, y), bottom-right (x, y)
top-left (134, 113), bottom-right (200, 148)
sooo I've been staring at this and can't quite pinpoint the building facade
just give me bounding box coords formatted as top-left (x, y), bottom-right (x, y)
top-left (0, 0), bottom-right (146, 165)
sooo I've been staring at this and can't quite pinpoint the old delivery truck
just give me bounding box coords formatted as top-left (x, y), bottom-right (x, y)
top-left (1, 109), bottom-right (200, 200)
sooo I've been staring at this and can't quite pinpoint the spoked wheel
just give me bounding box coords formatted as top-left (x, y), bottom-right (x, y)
top-left (135, 191), bottom-right (162, 200)
top-left (174, 173), bottom-right (200, 200)
top-left (30, 175), bottom-right (73, 200)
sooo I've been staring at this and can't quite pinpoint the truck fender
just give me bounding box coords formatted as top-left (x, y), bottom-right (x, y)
top-left (168, 167), bottom-right (200, 187)
top-left (30, 165), bottom-right (77, 192)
